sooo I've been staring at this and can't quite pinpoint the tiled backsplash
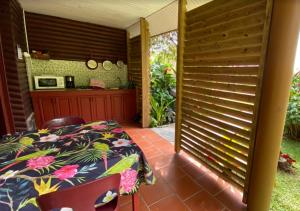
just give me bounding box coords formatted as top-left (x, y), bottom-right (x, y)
top-left (26, 58), bottom-right (128, 88)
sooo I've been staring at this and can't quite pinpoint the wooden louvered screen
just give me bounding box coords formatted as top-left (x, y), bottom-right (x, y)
top-left (176, 0), bottom-right (273, 199)
top-left (0, 0), bottom-right (33, 132)
top-left (128, 35), bottom-right (142, 116)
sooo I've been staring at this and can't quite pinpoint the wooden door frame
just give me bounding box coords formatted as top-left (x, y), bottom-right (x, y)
top-left (0, 34), bottom-right (14, 133)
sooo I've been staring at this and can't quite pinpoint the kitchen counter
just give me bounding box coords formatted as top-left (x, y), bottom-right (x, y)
top-left (31, 89), bottom-right (137, 128)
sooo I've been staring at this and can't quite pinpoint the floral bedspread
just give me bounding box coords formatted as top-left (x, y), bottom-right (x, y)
top-left (0, 121), bottom-right (155, 211)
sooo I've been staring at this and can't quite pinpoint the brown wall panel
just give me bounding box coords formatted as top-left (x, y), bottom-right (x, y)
top-left (128, 36), bottom-right (142, 115)
top-left (25, 12), bottom-right (127, 63)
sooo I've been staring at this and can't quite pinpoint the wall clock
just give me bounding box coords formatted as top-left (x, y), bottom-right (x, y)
top-left (86, 59), bottom-right (98, 70)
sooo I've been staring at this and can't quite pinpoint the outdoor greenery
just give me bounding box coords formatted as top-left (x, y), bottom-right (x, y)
top-left (271, 139), bottom-right (300, 211)
top-left (284, 72), bottom-right (300, 141)
top-left (150, 31), bottom-right (177, 127)
top-left (271, 72), bottom-right (300, 211)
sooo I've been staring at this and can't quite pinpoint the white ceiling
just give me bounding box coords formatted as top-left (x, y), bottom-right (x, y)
top-left (18, 0), bottom-right (175, 29)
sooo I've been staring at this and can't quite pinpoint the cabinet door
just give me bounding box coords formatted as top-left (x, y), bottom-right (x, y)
top-left (93, 96), bottom-right (108, 122)
top-left (39, 97), bottom-right (57, 123)
top-left (57, 97), bottom-right (79, 117)
top-left (110, 95), bottom-right (124, 123)
top-left (123, 93), bottom-right (136, 123)
top-left (78, 97), bottom-right (94, 122)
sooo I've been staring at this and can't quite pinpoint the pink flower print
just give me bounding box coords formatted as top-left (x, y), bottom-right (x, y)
top-left (27, 156), bottom-right (55, 169)
top-left (54, 165), bottom-right (79, 180)
top-left (112, 128), bottom-right (123, 133)
top-left (120, 169), bottom-right (138, 193)
top-left (40, 134), bottom-right (59, 142)
top-left (59, 133), bottom-right (76, 140)
top-left (112, 139), bottom-right (131, 147)
top-left (91, 125), bottom-right (107, 130)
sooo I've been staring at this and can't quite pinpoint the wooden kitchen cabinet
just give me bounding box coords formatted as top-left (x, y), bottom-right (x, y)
top-left (31, 89), bottom-right (137, 129)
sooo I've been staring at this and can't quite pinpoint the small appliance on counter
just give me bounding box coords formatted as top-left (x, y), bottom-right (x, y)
top-left (65, 76), bottom-right (75, 88)
top-left (34, 76), bottom-right (65, 89)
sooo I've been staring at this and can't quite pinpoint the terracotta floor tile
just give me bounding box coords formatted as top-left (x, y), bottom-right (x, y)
top-left (119, 194), bottom-right (149, 211)
top-left (123, 126), bottom-right (245, 210)
top-left (167, 175), bottom-right (202, 200)
top-left (119, 195), bottom-right (132, 206)
top-left (149, 195), bottom-right (188, 211)
top-left (143, 147), bottom-right (164, 159)
top-left (185, 190), bottom-right (225, 211)
top-left (195, 172), bottom-right (229, 195)
top-left (181, 163), bottom-right (207, 179)
top-left (139, 179), bottom-right (174, 205)
top-left (148, 155), bottom-right (173, 170)
top-left (215, 186), bottom-right (246, 211)
top-left (158, 164), bottom-right (187, 181)
top-left (167, 153), bottom-right (193, 168)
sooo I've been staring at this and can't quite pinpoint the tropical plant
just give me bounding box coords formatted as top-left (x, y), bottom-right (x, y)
top-left (150, 95), bottom-right (175, 127)
top-left (150, 31), bottom-right (177, 127)
top-left (284, 72), bottom-right (300, 140)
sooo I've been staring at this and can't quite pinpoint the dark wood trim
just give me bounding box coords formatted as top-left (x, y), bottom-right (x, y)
top-left (0, 34), bottom-right (14, 134)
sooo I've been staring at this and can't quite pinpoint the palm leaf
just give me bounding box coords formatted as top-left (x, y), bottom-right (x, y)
top-left (0, 143), bottom-right (22, 156)
top-left (66, 149), bottom-right (104, 164)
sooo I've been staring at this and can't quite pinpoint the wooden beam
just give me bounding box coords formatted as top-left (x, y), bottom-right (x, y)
top-left (140, 18), bottom-right (151, 128)
top-left (175, 0), bottom-right (187, 152)
top-left (247, 0), bottom-right (300, 210)
top-left (243, 0), bottom-right (274, 202)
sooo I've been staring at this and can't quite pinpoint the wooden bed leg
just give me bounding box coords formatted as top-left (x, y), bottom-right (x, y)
top-left (132, 193), bottom-right (139, 211)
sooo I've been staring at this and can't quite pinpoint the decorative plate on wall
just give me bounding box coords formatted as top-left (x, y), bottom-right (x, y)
top-left (86, 59), bottom-right (98, 70)
top-left (103, 60), bottom-right (113, 70)
top-left (117, 60), bottom-right (124, 68)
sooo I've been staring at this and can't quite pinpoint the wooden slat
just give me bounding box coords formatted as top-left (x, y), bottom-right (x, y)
top-left (181, 131), bottom-right (247, 173)
top-left (181, 145), bottom-right (244, 189)
top-left (185, 23), bottom-right (264, 47)
top-left (182, 111), bottom-right (250, 147)
top-left (181, 119), bottom-right (248, 154)
top-left (183, 79), bottom-right (256, 94)
top-left (185, 34), bottom-right (263, 53)
top-left (182, 106), bottom-right (251, 138)
top-left (187, 0), bottom-right (266, 30)
top-left (186, 11), bottom-right (265, 39)
top-left (181, 124), bottom-right (248, 161)
top-left (184, 45), bottom-right (262, 60)
top-left (182, 127), bottom-right (248, 164)
top-left (180, 141), bottom-right (246, 185)
top-left (182, 96), bottom-right (253, 121)
top-left (183, 85), bottom-right (256, 104)
top-left (184, 66), bottom-right (259, 76)
top-left (182, 91), bottom-right (254, 114)
top-left (182, 101), bottom-right (252, 129)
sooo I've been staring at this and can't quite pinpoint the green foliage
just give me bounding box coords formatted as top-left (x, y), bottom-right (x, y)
top-left (150, 31), bottom-right (177, 127)
top-left (270, 139), bottom-right (300, 211)
top-left (284, 72), bottom-right (300, 140)
top-left (150, 63), bottom-right (176, 127)
top-left (150, 31), bottom-right (177, 67)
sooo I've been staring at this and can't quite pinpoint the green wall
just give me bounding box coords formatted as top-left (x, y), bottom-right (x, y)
top-left (26, 58), bottom-right (128, 88)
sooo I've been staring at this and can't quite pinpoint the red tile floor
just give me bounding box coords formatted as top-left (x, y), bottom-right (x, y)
top-left (120, 125), bottom-right (247, 211)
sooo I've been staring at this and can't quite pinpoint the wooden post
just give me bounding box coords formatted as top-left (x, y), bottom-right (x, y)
top-left (247, 1), bottom-right (300, 210)
top-left (175, 0), bottom-right (186, 152)
top-left (140, 18), bottom-right (151, 128)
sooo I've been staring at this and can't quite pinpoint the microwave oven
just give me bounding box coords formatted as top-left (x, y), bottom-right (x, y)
top-left (34, 76), bottom-right (65, 89)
